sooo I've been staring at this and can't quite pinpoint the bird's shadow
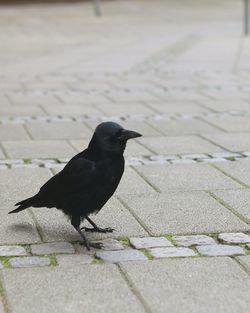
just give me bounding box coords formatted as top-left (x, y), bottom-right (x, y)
top-left (8, 223), bottom-right (34, 234)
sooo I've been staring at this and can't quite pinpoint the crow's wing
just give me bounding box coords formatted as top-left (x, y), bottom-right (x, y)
top-left (37, 157), bottom-right (97, 201)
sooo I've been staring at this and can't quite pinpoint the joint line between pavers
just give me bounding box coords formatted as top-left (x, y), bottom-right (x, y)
top-left (211, 164), bottom-right (250, 188)
top-left (23, 123), bottom-right (34, 140)
top-left (131, 165), bottom-right (161, 193)
top-left (196, 116), bottom-right (227, 133)
top-left (206, 191), bottom-right (250, 225)
top-left (116, 263), bottom-right (154, 313)
top-left (233, 37), bottom-right (245, 73)
top-left (116, 196), bottom-right (152, 236)
top-left (232, 256), bottom-right (250, 276)
top-left (198, 134), bottom-right (231, 152)
top-left (0, 272), bottom-right (10, 313)
top-left (27, 209), bottom-right (46, 243)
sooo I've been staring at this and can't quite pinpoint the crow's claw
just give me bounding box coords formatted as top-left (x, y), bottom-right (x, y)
top-left (81, 226), bottom-right (115, 233)
top-left (90, 242), bottom-right (104, 249)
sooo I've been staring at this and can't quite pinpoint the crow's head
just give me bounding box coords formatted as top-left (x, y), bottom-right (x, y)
top-left (91, 121), bottom-right (142, 155)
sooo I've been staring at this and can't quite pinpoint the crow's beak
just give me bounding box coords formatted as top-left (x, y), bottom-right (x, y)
top-left (119, 129), bottom-right (142, 141)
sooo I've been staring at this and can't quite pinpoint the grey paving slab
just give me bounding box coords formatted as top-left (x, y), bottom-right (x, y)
top-left (213, 189), bottom-right (250, 222)
top-left (8, 94), bottom-right (61, 106)
top-left (41, 103), bottom-right (102, 116)
top-left (197, 244), bottom-right (245, 256)
top-left (172, 235), bottom-right (216, 246)
top-left (134, 163), bottom-right (242, 192)
top-left (0, 105), bottom-right (45, 117)
top-left (149, 247), bottom-right (196, 258)
top-left (31, 242), bottom-right (75, 255)
top-left (95, 102), bottom-right (155, 116)
top-left (202, 115), bottom-right (250, 132)
top-left (238, 255), bottom-right (250, 271)
top-left (2, 140), bottom-right (77, 159)
top-left (218, 232), bottom-right (250, 244)
top-left (130, 237), bottom-right (173, 249)
top-left (202, 133), bottom-right (250, 152)
top-left (56, 254), bottom-right (93, 267)
top-left (32, 197), bottom-right (148, 242)
top-left (148, 119), bottom-right (221, 135)
top-left (0, 246), bottom-right (27, 256)
top-left (96, 249), bottom-right (147, 263)
top-left (92, 239), bottom-right (124, 251)
top-left (216, 159), bottom-right (250, 186)
top-left (26, 122), bottom-right (92, 140)
top-left (145, 101), bottom-right (208, 114)
top-left (0, 125), bottom-right (29, 141)
top-left (121, 257), bottom-right (250, 313)
top-left (137, 136), bottom-right (224, 155)
top-left (120, 191), bottom-right (249, 235)
top-left (9, 257), bottom-right (50, 268)
top-left (199, 100), bottom-right (250, 112)
top-left (2, 265), bottom-right (145, 313)
top-left (0, 149), bottom-right (5, 159)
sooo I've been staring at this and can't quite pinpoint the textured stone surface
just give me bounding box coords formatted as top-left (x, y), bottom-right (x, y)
top-left (56, 254), bottom-right (93, 267)
top-left (0, 124), bottom-right (29, 140)
top-left (92, 239), bottom-right (124, 251)
top-left (130, 237), bottom-right (173, 249)
top-left (149, 247), bottom-right (196, 258)
top-left (96, 249), bottom-right (147, 263)
top-left (2, 265), bottom-right (145, 313)
top-left (134, 163), bottom-right (241, 191)
top-left (197, 244), bottom-right (245, 256)
top-left (0, 261), bottom-right (3, 269)
top-left (238, 255), bottom-right (250, 271)
top-left (138, 136), bottom-right (223, 155)
top-left (0, 246), bottom-right (27, 256)
top-left (121, 257), bottom-right (250, 313)
top-left (31, 242), bottom-right (75, 255)
top-left (203, 133), bottom-right (250, 152)
top-left (172, 235), bottom-right (216, 247)
top-left (0, 301), bottom-right (4, 313)
top-left (218, 233), bottom-right (250, 244)
top-left (9, 257), bottom-right (50, 268)
top-left (120, 191), bottom-right (249, 235)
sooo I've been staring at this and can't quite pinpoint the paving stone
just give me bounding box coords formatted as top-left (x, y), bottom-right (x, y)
top-left (120, 191), bottom-right (249, 235)
top-left (9, 257), bottom-right (50, 268)
top-left (121, 257), bottom-right (250, 313)
top-left (203, 133), bottom-right (250, 152)
top-left (0, 105), bottom-right (45, 117)
top-left (218, 233), bottom-right (250, 244)
top-left (144, 101), bottom-right (208, 114)
top-left (171, 159), bottom-right (196, 164)
top-left (238, 255), bottom-right (250, 271)
top-left (130, 237), bottom-right (173, 249)
top-left (56, 254), bottom-right (93, 267)
top-left (213, 189), bottom-right (250, 223)
top-left (31, 242), bottom-right (75, 255)
top-left (95, 102), bottom-right (155, 116)
top-left (197, 244), bottom-right (245, 256)
top-left (0, 149), bottom-right (5, 159)
top-left (32, 197), bottom-right (147, 242)
top-left (93, 239), bottom-right (124, 251)
top-left (96, 249), bottom-right (147, 263)
top-left (9, 94), bottom-right (61, 106)
top-left (149, 247), bottom-right (196, 258)
top-left (172, 235), bottom-right (216, 246)
top-left (134, 163), bottom-right (242, 192)
top-left (199, 100), bottom-right (250, 112)
top-left (2, 140), bottom-right (77, 159)
top-left (2, 265), bottom-right (145, 313)
top-left (181, 153), bottom-right (208, 159)
top-left (0, 245), bottom-right (27, 256)
top-left (137, 136), bottom-right (223, 155)
top-left (209, 152), bottom-right (241, 158)
top-left (202, 115), bottom-right (250, 132)
top-left (200, 157), bottom-right (227, 163)
top-left (0, 124), bottom-right (29, 140)
top-left (26, 122), bottom-right (92, 140)
top-left (41, 103), bottom-right (101, 116)
top-left (148, 118), bottom-right (221, 135)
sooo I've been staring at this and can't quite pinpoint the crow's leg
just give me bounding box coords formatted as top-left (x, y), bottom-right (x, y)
top-left (81, 216), bottom-right (115, 233)
top-left (71, 215), bottom-right (103, 250)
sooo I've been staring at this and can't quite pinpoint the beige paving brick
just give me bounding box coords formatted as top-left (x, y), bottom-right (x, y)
top-left (0, 124), bottom-right (29, 140)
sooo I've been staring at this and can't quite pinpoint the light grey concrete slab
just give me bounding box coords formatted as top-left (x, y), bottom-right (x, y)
top-left (56, 254), bottom-right (93, 267)
top-left (202, 133), bottom-right (250, 152)
top-left (96, 249), bottom-right (147, 263)
top-left (0, 125), bottom-right (29, 141)
top-left (120, 191), bottom-right (249, 235)
top-left (145, 101), bottom-right (208, 114)
top-left (95, 102), bottom-right (155, 116)
top-left (197, 244), bottom-right (245, 256)
top-left (0, 105), bottom-right (45, 117)
top-left (121, 257), bottom-right (250, 313)
top-left (213, 189), bottom-right (250, 222)
top-left (149, 247), bottom-right (196, 258)
top-left (130, 237), bottom-right (173, 249)
top-left (238, 255), bottom-right (250, 271)
top-left (32, 197), bottom-right (148, 242)
top-left (31, 242), bottom-right (75, 255)
top-left (0, 246), bottom-right (27, 256)
top-left (2, 140), bottom-right (77, 159)
top-left (134, 163), bottom-right (242, 191)
top-left (26, 122), bottom-right (92, 140)
top-left (216, 159), bottom-right (250, 186)
top-left (148, 119), bottom-right (221, 135)
top-left (41, 103), bottom-right (102, 116)
top-left (202, 115), bottom-right (250, 132)
top-left (9, 94), bottom-right (61, 106)
top-left (199, 100), bottom-right (250, 112)
top-left (218, 233), bottom-right (250, 244)
top-left (172, 235), bottom-right (216, 247)
top-left (137, 136), bottom-right (224, 155)
top-left (2, 265), bottom-right (145, 313)
top-left (92, 239), bottom-right (124, 251)
top-left (9, 257), bottom-right (50, 268)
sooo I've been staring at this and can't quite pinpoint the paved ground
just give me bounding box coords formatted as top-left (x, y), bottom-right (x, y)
top-left (0, 0), bottom-right (250, 312)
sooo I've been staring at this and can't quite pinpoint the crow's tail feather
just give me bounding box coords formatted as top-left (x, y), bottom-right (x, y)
top-left (9, 196), bottom-right (37, 214)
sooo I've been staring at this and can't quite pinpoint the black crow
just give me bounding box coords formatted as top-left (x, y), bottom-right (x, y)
top-left (9, 122), bottom-right (142, 250)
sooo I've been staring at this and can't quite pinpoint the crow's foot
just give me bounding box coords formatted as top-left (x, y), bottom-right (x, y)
top-left (81, 226), bottom-right (115, 233)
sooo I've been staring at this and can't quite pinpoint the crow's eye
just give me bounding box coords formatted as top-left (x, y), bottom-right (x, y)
top-left (115, 129), bottom-right (123, 139)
